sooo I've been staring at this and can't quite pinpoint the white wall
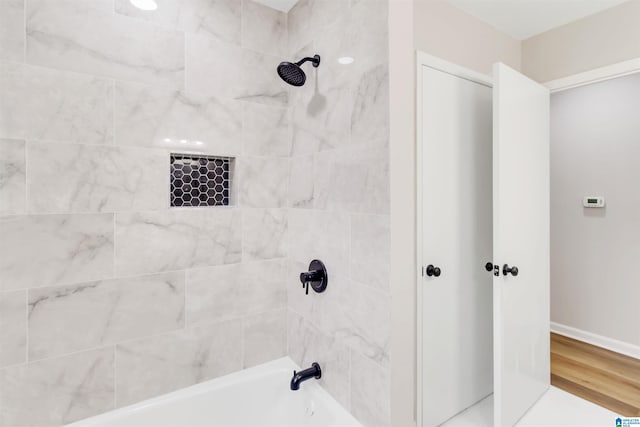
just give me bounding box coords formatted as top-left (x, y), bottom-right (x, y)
top-left (414, 0), bottom-right (521, 75)
top-left (550, 72), bottom-right (640, 351)
top-left (389, 1), bottom-right (417, 426)
top-left (523, 0), bottom-right (640, 82)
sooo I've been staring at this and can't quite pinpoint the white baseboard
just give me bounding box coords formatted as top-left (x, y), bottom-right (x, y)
top-left (551, 322), bottom-right (640, 360)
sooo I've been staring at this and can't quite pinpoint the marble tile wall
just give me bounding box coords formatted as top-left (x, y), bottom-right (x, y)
top-left (0, 0), bottom-right (392, 426)
top-left (0, 0), bottom-right (291, 425)
top-left (285, 1), bottom-right (391, 427)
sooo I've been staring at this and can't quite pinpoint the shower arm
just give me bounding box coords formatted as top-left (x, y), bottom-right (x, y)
top-left (295, 55), bottom-right (321, 68)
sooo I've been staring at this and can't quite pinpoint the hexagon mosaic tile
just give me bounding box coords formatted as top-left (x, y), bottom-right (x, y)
top-left (170, 154), bottom-right (233, 207)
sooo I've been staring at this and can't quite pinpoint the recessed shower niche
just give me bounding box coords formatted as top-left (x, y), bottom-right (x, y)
top-left (170, 153), bottom-right (235, 207)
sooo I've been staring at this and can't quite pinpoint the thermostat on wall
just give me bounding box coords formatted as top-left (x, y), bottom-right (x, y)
top-left (583, 196), bottom-right (605, 208)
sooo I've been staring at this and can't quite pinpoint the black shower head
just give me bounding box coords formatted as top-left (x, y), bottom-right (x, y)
top-left (277, 54), bottom-right (321, 87)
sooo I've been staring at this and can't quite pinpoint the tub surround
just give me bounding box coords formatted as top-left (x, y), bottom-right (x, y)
top-left (0, 0), bottom-right (392, 426)
top-left (0, 0), bottom-right (289, 426)
top-left (285, 1), bottom-right (391, 426)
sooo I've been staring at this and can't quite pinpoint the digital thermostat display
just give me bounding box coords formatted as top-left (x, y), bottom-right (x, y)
top-left (583, 196), bottom-right (605, 208)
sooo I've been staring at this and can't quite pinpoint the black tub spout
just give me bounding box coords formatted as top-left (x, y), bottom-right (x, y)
top-left (290, 362), bottom-right (322, 390)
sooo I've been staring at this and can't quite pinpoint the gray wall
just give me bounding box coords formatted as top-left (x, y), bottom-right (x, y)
top-left (551, 72), bottom-right (640, 350)
top-left (285, 1), bottom-right (391, 426)
top-left (0, 0), bottom-right (289, 425)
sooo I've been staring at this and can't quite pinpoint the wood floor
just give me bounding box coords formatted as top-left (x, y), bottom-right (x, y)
top-left (550, 333), bottom-right (640, 416)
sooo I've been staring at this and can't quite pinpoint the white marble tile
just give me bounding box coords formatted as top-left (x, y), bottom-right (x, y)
top-left (318, 0), bottom-right (388, 81)
top-left (0, 348), bottom-right (114, 427)
top-left (237, 157), bottom-right (289, 208)
top-left (242, 0), bottom-right (287, 58)
top-left (288, 155), bottom-right (314, 208)
top-left (0, 214), bottom-right (114, 291)
top-left (185, 33), bottom-right (244, 100)
top-left (115, 319), bottom-right (242, 407)
top-left (242, 208), bottom-right (287, 261)
top-left (28, 271), bottom-right (185, 361)
top-left (238, 49), bottom-right (289, 106)
top-left (115, 209), bottom-right (241, 276)
top-left (243, 308), bottom-right (286, 368)
top-left (242, 102), bottom-right (290, 157)
top-left (115, 0), bottom-right (241, 45)
top-left (287, 209), bottom-right (350, 278)
top-left (0, 62), bottom-right (113, 144)
top-left (0, 139), bottom-right (25, 215)
top-left (0, 290), bottom-right (26, 368)
top-left (313, 143), bottom-right (390, 214)
top-left (186, 34), bottom-right (288, 106)
top-left (26, 0), bottom-right (184, 86)
top-left (350, 214), bottom-right (389, 292)
top-left (290, 68), bottom-right (353, 155)
top-left (350, 351), bottom-right (390, 427)
top-left (186, 259), bottom-right (286, 326)
top-left (0, 0), bottom-right (25, 62)
top-left (287, 0), bottom-right (344, 55)
top-left (288, 261), bottom-right (390, 367)
top-left (287, 310), bottom-right (351, 411)
top-left (27, 142), bottom-right (168, 214)
top-left (115, 82), bottom-right (242, 155)
top-left (351, 63), bottom-right (389, 146)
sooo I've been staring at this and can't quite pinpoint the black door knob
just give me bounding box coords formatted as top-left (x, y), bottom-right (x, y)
top-left (426, 264), bottom-right (441, 277)
top-left (485, 262), bottom-right (493, 272)
top-left (503, 264), bottom-right (519, 276)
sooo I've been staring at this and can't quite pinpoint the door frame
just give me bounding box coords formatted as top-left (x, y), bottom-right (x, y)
top-left (415, 51), bottom-right (493, 427)
top-left (544, 57), bottom-right (640, 359)
top-left (544, 57), bottom-right (640, 93)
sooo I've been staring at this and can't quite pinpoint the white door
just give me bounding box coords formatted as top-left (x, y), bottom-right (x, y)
top-left (492, 63), bottom-right (550, 427)
top-left (420, 64), bottom-right (493, 426)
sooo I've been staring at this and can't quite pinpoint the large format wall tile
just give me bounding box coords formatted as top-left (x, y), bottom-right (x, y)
top-left (313, 143), bottom-right (390, 214)
top-left (350, 214), bottom-right (389, 292)
top-left (115, 82), bottom-right (242, 154)
top-left (288, 310), bottom-right (351, 410)
top-left (243, 309), bottom-right (286, 368)
top-left (0, 0), bottom-right (25, 62)
top-left (242, 208), bottom-right (287, 261)
top-left (0, 139), bottom-right (25, 215)
top-left (241, 0), bottom-right (287, 58)
top-left (0, 290), bottom-right (26, 368)
top-left (288, 262), bottom-right (390, 367)
top-left (115, 0), bottom-right (241, 45)
top-left (351, 64), bottom-right (390, 146)
top-left (238, 49), bottom-right (289, 106)
top-left (26, 0), bottom-right (184, 86)
top-left (288, 209), bottom-right (350, 278)
top-left (186, 260), bottom-right (286, 326)
top-left (0, 214), bottom-right (114, 291)
top-left (289, 45), bottom-right (352, 156)
top-left (27, 143), bottom-right (168, 213)
top-left (0, 348), bottom-right (114, 427)
top-left (185, 34), bottom-right (243, 100)
top-left (115, 209), bottom-right (241, 276)
top-left (287, 0), bottom-right (344, 55)
top-left (0, 62), bottom-right (113, 144)
top-left (115, 319), bottom-right (242, 406)
top-left (186, 34), bottom-right (288, 106)
top-left (350, 351), bottom-right (390, 427)
top-left (242, 102), bottom-right (290, 157)
top-left (288, 155), bottom-right (314, 208)
top-left (237, 157), bottom-right (288, 208)
top-left (28, 271), bottom-right (185, 360)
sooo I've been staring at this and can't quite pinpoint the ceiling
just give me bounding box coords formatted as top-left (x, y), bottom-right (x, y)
top-left (253, 0), bottom-right (299, 12)
top-left (447, 0), bottom-right (630, 40)
top-left (255, 0), bottom-right (629, 39)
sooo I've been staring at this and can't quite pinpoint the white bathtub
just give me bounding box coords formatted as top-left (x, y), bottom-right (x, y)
top-left (66, 357), bottom-right (362, 427)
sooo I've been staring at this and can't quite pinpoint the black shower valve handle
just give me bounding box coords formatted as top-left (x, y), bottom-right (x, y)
top-left (299, 260), bottom-right (328, 295)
